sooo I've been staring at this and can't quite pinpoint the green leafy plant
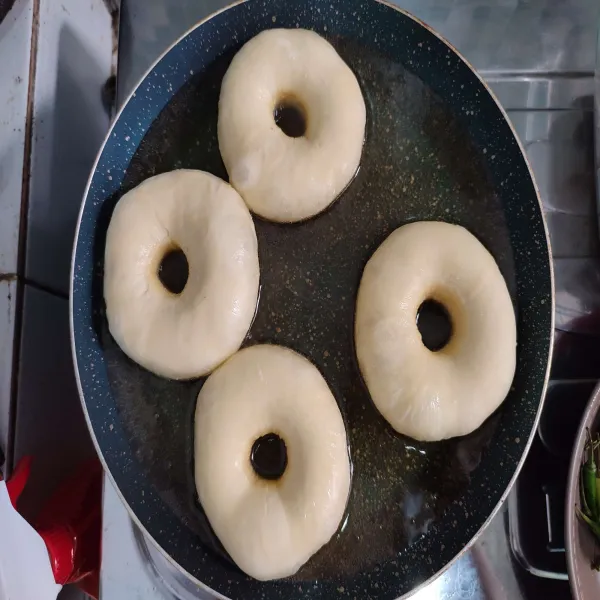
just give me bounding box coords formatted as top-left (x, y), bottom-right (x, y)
top-left (577, 429), bottom-right (600, 570)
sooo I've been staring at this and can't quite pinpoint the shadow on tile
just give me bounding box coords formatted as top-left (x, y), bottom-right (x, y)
top-left (27, 24), bottom-right (109, 295)
top-left (13, 284), bottom-right (96, 521)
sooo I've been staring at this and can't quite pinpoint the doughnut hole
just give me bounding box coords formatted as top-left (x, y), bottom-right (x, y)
top-left (416, 298), bottom-right (453, 352)
top-left (250, 432), bottom-right (288, 481)
top-left (157, 245), bottom-right (189, 295)
top-left (274, 94), bottom-right (307, 138)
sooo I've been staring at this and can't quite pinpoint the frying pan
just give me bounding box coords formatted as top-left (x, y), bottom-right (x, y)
top-left (70, 0), bottom-right (554, 598)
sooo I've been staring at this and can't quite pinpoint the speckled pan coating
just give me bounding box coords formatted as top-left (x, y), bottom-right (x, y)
top-left (70, 1), bottom-right (553, 599)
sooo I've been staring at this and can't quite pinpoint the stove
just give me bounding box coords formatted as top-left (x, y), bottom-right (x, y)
top-left (92, 1), bottom-right (600, 599)
top-left (8, 0), bottom-right (594, 598)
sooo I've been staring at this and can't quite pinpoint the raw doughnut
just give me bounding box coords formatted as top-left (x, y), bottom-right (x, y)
top-left (218, 28), bottom-right (366, 222)
top-left (194, 344), bottom-right (350, 580)
top-left (104, 170), bottom-right (259, 379)
top-left (355, 221), bottom-right (516, 441)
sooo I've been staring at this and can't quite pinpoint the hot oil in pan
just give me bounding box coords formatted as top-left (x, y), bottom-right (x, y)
top-left (101, 36), bottom-right (515, 580)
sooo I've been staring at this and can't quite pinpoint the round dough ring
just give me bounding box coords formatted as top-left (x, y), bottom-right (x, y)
top-left (194, 344), bottom-right (351, 581)
top-left (104, 169), bottom-right (259, 379)
top-left (355, 221), bottom-right (517, 441)
top-left (218, 28), bottom-right (366, 223)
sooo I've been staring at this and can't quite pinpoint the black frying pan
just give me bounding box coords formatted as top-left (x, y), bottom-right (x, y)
top-left (70, 0), bottom-right (553, 598)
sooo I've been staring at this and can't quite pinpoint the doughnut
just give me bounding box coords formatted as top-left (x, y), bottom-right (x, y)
top-left (218, 28), bottom-right (366, 223)
top-left (355, 221), bottom-right (516, 441)
top-left (194, 344), bottom-right (350, 580)
top-left (104, 170), bottom-right (259, 380)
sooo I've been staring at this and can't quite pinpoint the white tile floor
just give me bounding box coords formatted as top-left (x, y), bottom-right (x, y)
top-left (0, 0), bottom-right (113, 464)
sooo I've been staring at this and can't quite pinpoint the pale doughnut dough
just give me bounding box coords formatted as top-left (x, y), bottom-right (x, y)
top-left (104, 170), bottom-right (259, 379)
top-left (194, 344), bottom-right (350, 581)
top-left (355, 221), bottom-right (517, 441)
top-left (218, 28), bottom-right (366, 222)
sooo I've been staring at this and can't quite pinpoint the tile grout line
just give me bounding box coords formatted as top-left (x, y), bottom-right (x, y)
top-left (7, 0), bottom-right (41, 476)
top-left (1, 274), bottom-right (68, 300)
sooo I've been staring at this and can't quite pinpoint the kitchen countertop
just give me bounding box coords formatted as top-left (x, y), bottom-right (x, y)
top-left (0, 1), bottom-right (113, 598)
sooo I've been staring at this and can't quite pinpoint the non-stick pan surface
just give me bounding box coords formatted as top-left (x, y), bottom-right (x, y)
top-left (70, 1), bottom-right (553, 598)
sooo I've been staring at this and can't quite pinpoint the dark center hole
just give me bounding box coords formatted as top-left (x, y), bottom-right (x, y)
top-left (251, 433), bottom-right (287, 480)
top-left (274, 100), bottom-right (306, 138)
top-left (417, 299), bottom-right (452, 352)
top-left (157, 247), bottom-right (189, 295)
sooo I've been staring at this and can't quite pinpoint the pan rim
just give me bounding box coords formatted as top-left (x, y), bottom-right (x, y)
top-left (69, 1), bottom-right (555, 598)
